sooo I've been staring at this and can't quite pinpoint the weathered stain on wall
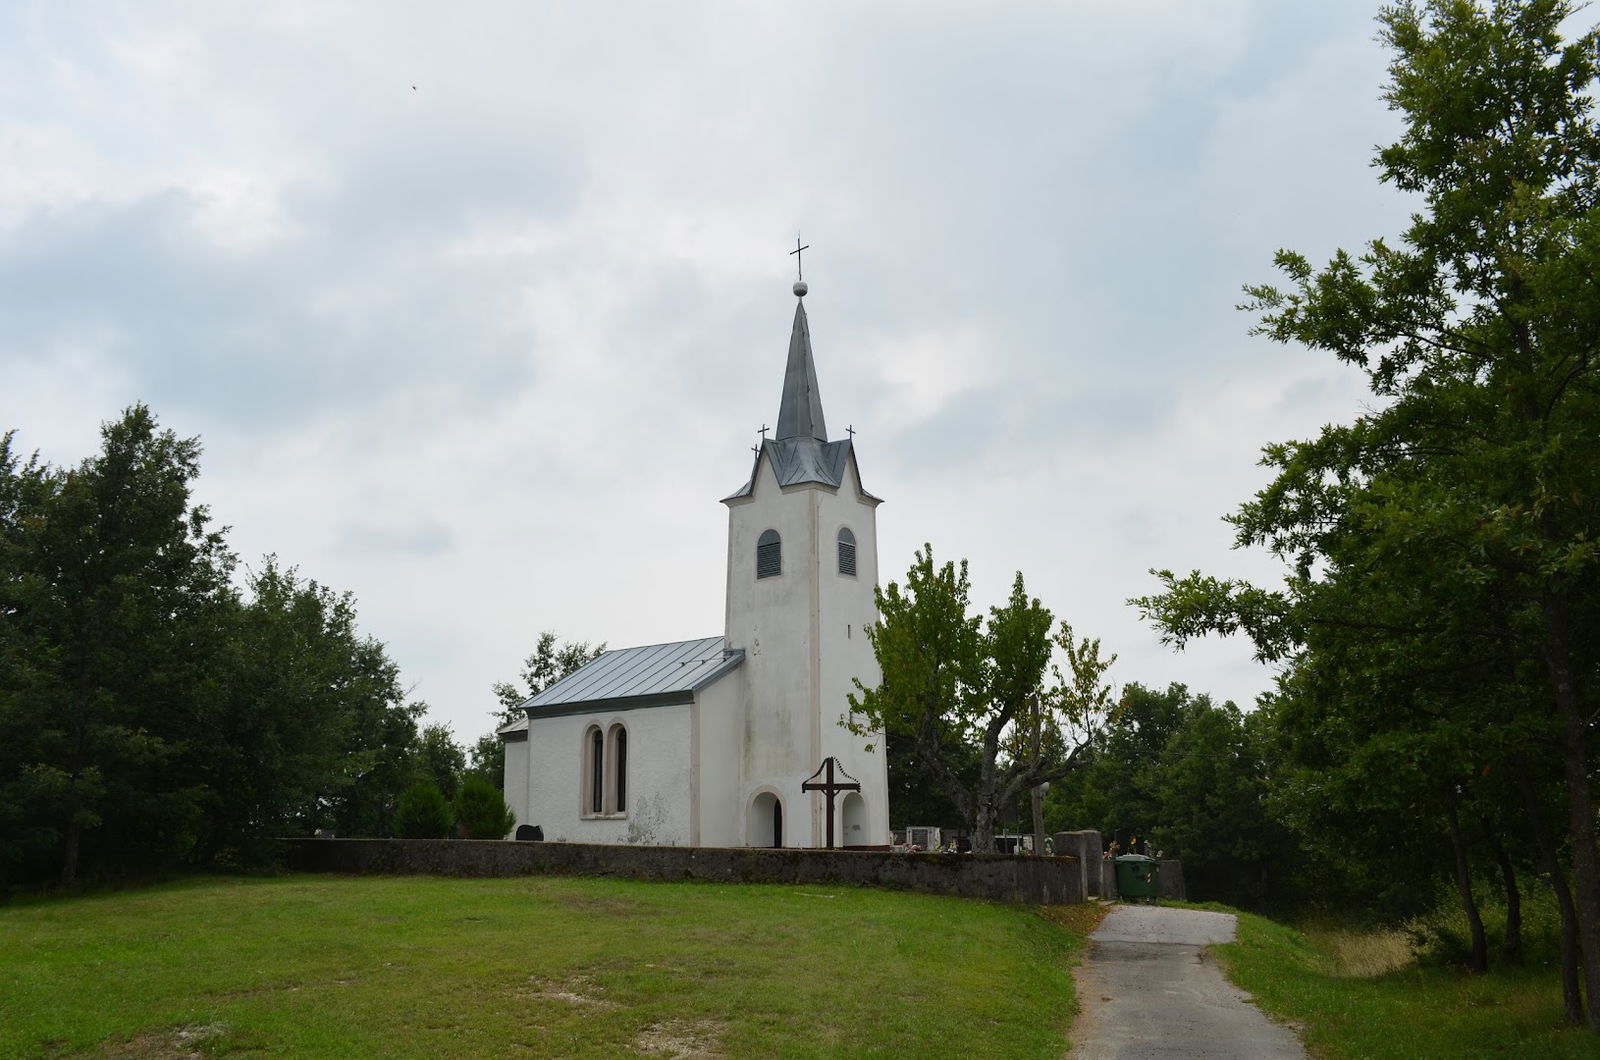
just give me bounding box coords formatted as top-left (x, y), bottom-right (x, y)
top-left (626, 793), bottom-right (668, 845)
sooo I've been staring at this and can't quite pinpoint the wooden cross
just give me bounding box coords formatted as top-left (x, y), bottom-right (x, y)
top-left (790, 235), bottom-right (809, 281)
top-left (802, 757), bottom-right (861, 849)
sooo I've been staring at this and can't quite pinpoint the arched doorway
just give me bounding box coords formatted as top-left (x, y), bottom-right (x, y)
top-left (841, 792), bottom-right (867, 848)
top-left (748, 791), bottom-right (783, 848)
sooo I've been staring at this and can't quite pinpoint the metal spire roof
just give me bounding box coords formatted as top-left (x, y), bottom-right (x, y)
top-left (775, 295), bottom-right (827, 442)
top-left (723, 284), bottom-right (881, 504)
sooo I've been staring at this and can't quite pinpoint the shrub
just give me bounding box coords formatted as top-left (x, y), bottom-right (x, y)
top-left (1404, 882), bottom-right (1567, 970)
top-left (393, 783), bottom-right (454, 839)
top-left (455, 778), bottom-right (516, 840)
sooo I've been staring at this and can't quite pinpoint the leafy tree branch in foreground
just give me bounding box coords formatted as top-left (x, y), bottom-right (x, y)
top-left (1134, 0), bottom-right (1600, 1029)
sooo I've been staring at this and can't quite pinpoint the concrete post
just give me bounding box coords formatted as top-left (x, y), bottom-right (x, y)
top-left (1052, 830), bottom-right (1105, 897)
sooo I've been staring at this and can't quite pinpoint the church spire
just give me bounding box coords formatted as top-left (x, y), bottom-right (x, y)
top-left (775, 282), bottom-right (827, 443)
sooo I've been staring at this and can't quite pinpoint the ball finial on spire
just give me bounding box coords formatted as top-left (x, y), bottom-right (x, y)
top-left (793, 280), bottom-right (808, 297)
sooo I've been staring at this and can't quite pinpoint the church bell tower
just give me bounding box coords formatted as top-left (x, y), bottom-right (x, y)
top-left (721, 278), bottom-right (889, 849)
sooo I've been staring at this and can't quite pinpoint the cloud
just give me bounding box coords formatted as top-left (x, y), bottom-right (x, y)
top-left (1, 0), bottom-right (1421, 738)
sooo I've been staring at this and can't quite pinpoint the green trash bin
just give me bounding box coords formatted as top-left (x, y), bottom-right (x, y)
top-left (1114, 854), bottom-right (1160, 900)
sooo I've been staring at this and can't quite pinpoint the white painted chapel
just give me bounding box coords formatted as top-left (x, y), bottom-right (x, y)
top-left (499, 278), bottom-right (891, 849)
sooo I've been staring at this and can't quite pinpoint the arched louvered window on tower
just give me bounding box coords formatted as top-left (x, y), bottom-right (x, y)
top-left (756, 529), bottom-right (782, 579)
top-left (838, 527), bottom-right (857, 577)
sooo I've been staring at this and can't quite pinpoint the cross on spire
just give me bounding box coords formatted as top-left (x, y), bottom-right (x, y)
top-left (758, 424), bottom-right (769, 440)
top-left (789, 234), bottom-right (809, 282)
top-left (847, 424), bottom-right (855, 440)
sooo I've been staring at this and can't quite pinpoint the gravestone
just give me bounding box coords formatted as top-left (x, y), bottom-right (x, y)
top-left (515, 824), bottom-right (544, 841)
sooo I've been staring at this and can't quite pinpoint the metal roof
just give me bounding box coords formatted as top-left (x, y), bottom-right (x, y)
top-left (776, 298), bottom-right (827, 442)
top-left (723, 436), bottom-right (882, 501)
top-left (520, 636), bottom-right (743, 714)
top-left (723, 292), bottom-right (882, 503)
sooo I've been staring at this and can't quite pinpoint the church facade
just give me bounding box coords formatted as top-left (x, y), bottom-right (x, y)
top-left (499, 281), bottom-right (890, 849)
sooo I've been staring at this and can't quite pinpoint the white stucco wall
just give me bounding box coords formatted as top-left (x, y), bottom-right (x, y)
top-left (723, 448), bottom-right (889, 847)
top-left (726, 457), bottom-right (820, 843)
top-left (503, 734), bottom-right (531, 831)
top-left (694, 669), bottom-right (746, 847)
top-left (522, 704), bottom-right (694, 845)
top-left (814, 457), bottom-right (890, 847)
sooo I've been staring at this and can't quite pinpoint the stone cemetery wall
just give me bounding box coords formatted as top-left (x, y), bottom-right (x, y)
top-left (282, 838), bottom-right (1086, 904)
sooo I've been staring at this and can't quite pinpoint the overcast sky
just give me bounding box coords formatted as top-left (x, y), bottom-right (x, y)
top-left (3, 2), bottom-right (1427, 745)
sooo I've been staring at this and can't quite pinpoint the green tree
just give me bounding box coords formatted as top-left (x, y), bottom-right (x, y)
top-left (0, 409), bottom-right (434, 885)
top-left (465, 733), bottom-right (505, 788)
top-left (1045, 682), bottom-right (1190, 846)
top-left (885, 729), bottom-right (978, 831)
top-left (1153, 698), bottom-right (1283, 908)
top-left (455, 776), bottom-right (516, 839)
top-left (1135, 0), bottom-right (1600, 1024)
top-left (194, 559), bottom-right (361, 866)
top-left (0, 408), bottom-right (233, 885)
top-left (476, 631), bottom-right (605, 791)
top-left (1043, 682), bottom-right (1287, 907)
top-left (0, 433), bottom-right (70, 889)
top-left (193, 558), bottom-right (427, 860)
top-left (1032, 623), bottom-right (1116, 852)
top-left (318, 652), bottom-right (423, 839)
top-left (393, 783), bottom-right (454, 839)
top-left (491, 631), bottom-right (605, 726)
top-left (415, 723), bottom-right (466, 801)
top-left (849, 546), bottom-right (1108, 853)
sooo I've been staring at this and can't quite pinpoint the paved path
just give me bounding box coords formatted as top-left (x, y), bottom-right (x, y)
top-left (1068, 904), bottom-right (1308, 1059)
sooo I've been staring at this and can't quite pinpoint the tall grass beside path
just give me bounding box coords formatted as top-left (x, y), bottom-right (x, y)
top-left (2, 875), bottom-right (1088, 1057)
top-left (1211, 908), bottom-right (1599, 1059)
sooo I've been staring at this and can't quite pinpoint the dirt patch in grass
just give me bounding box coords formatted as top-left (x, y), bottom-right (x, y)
top-left (632, 1018), bottom-right (726, 1057)
top-left (510, 974), bottom-right (620, 1009)
top-left (553, 891), bottom-right (659, 918)
top-left (99, 1022), bottom-right (230, 1058)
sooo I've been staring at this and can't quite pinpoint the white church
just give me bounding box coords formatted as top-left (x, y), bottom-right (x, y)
top-left (499, 278), bottom-right (891, 849)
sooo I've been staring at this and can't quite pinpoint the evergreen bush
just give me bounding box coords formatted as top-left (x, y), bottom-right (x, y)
top-left (393, 783), bottom-right (453, 839)
top-left (455, 778), bottom-right (516, 840)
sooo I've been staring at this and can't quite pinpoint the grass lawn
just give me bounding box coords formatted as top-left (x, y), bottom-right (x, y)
top-left (1, 875), bottom-right (1096, 1057)
top-left (1210, 908), bottom-right (1600, 1060)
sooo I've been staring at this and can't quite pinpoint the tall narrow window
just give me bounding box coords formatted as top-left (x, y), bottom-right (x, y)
top-left (837, 527), bottom-right (857, 577)
top-left (756, 529), bottom-right (782, 579)
top-left (589, 728), bottom-right (604, 814)
top-left (612, 727), bottom-right (627, 813)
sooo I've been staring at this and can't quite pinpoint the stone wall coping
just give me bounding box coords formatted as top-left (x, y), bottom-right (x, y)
top-left (280, 837), bottom-right (1087, 905)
